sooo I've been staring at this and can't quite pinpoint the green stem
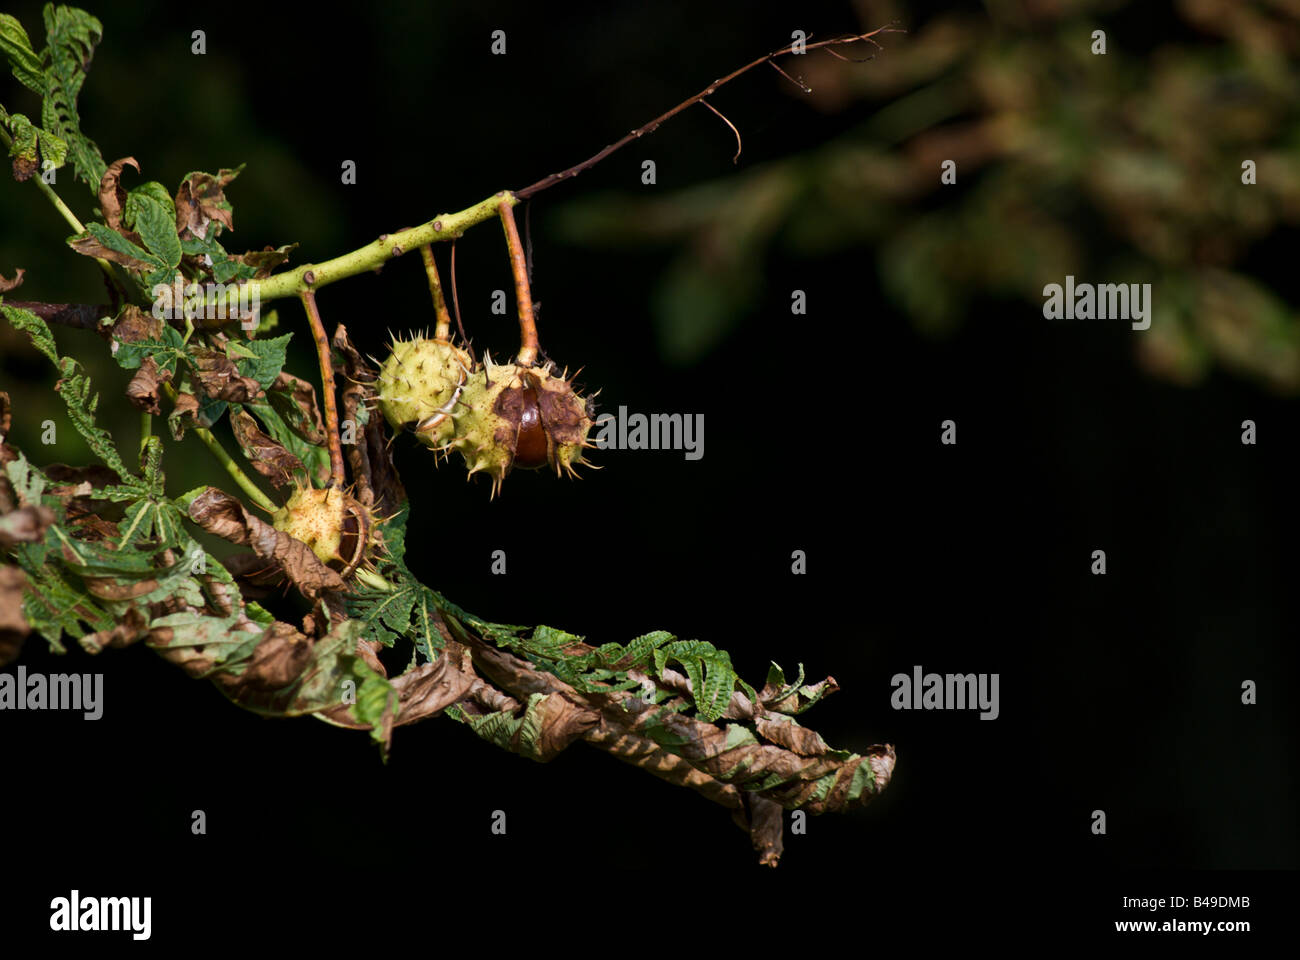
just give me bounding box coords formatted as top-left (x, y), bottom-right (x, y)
top-left (0, 127), bottom-right (124, 297)
top-left (190, 423), bottom-right (277, 512)
top-left (139, 410), bottom-right (152, 460)
top-left (219, 191), bottom-right (518, 315)
top-left (161, 383), bottom-right (276, 512)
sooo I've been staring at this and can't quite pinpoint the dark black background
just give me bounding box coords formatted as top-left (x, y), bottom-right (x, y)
top-left (2, 0), bottom-right (1296, 947)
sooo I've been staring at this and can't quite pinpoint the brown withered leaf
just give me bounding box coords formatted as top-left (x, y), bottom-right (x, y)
top-left (186, 486), bottom-right (346, 598)
top-left (43, 463), bottom-right (122, 489)
top-left (219, 552), bottom-right (285, 593)
top-left (174, 168), bottom-right (239, 241)
top-left (99, 157), bottom-right (141, 235)
top-left (0, 391), bottom-right (12, 456)
top-left (0, 504), bottom-right (56, 549)
top-left (231, 243), bottom-right (298, 279)
top-left (333, 324), bottom-right (404, 512)
top-left (268, 371), bottom-right (326, 444)
top-left (81, 606), bottom-right (148, 655)
top-left (11, 153), bottom-right (37, 182)
top-left (64, 500), bottom-right (122, 542)
top-left (317, 638), bottom-right (479, 732)
top-left (745, 794), bottom-right (785, 868)
top-left (110, 304), bottom-right (164, 345)
top-left (125, 355), bottom-right (170, 415)
top-left (528, 692), bottom-right (601, 760)
top-left (208, 621), bottom-right (315, 701)
top-left (0, 565), bottom-right (29, 667)
top-left (190, 346), bottom-right (262, 403)
top-left (229, 407), bottom-right (304, 487)
top-left (0, 434), bottom-right (56, 547)
top-left (167, 390), bottom-right (202, 439)
top-left (753, 714), bottom-right (829, 756)
top-left (0, 268), bottom-right (24, 293)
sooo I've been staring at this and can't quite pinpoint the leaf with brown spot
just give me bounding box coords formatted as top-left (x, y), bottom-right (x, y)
top-left (68, 227), bottom-right (157, 273)
top-left (230, 407), bottom-right (304, 487)
top-left (186, 486), bottom-right (345, 599)
top-left (190, 346), bottom-right (262, 402)
top-left (99, 157), bottom-right (140, 233)
top-left (81, 575), bottom-right (159, 601)
top-left (230, 243), bottom-right (298, 279)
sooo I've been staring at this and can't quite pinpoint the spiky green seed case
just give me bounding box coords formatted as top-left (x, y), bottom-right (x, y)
top-left (375, 336), bottom-right (473, 447)
top-left (374, 336), bottom-right (596, 497)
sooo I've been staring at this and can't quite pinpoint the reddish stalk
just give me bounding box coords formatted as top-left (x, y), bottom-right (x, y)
top-left (299, 288), bottom-right (346, 487)
top-left (419, 245), bottom-right (453, 342)
top-left (513, 25), bottom-right (900, 199)
top-left (497, 200), bottom-right (540, 366)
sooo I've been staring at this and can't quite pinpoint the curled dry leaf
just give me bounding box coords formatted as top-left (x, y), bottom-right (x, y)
top-left (231, 244), bottom-right (298, 279)
top-left (318, 637), bottom-right (480, 732)
top-left (167, 390), bottom-right (202, 439)
top-left (110, 304), bottom-right (163, 345)
top-left (0, 268), bottom-right (25, 293)
top-left (125, 354), bottom-right (170, 415)
top-left (333, 324), bottom-right (405, 512)
top-left (99, 157), bottom-right (141, 235)
top-left (174, 168), bottom-right (239, 241)
top-left (745, 794), bottom-right (786, 868)
top-left (230, 407), bottom-right (304, 487)
top-left (456, 628), bottom-right (893, 863)
top-left (268, 372), bottom-right (326, 444)
top-left (186, 486), bottom-right (346, 598)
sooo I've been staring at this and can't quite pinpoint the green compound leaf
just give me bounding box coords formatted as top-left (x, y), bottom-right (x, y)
top-left (39, 4), bottom-right (106, 190)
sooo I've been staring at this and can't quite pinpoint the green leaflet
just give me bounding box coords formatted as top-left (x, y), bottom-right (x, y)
top-left (180, 234), bottom-right (258, 284)
top-left (79, 222), bottom-right (161, 268)
top-left (485, 624), bottom-right (757, 722)
top-left (128, 192), bottom-right (181, 268)
top-left (2, 110), bottom-right (68, 175)
top-left (447, 692), bottom-right (548, 760)
top-left (38, 4), bottom-right (105, 189)
top-left (0, 13), bottom-right (43, 92)
top-left (123, 180), bottom-right (175, 227)
top-left (232, 333), bottom-right (291, 389)
top-left (3, 302), bottom-right (138, 480)
top-left (345, 508), bottom-right (452, 659)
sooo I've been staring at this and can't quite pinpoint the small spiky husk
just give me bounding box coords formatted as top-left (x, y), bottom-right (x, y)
top-left (271, 483), bottom-right (383, 579)
top-left (443, 356), bottom-right (595, 497)
top-left (375, 335), bottom-right (473, 449)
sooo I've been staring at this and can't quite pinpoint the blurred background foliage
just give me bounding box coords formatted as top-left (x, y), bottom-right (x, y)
top-left (557, 0), bottom-right (1300, 388)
